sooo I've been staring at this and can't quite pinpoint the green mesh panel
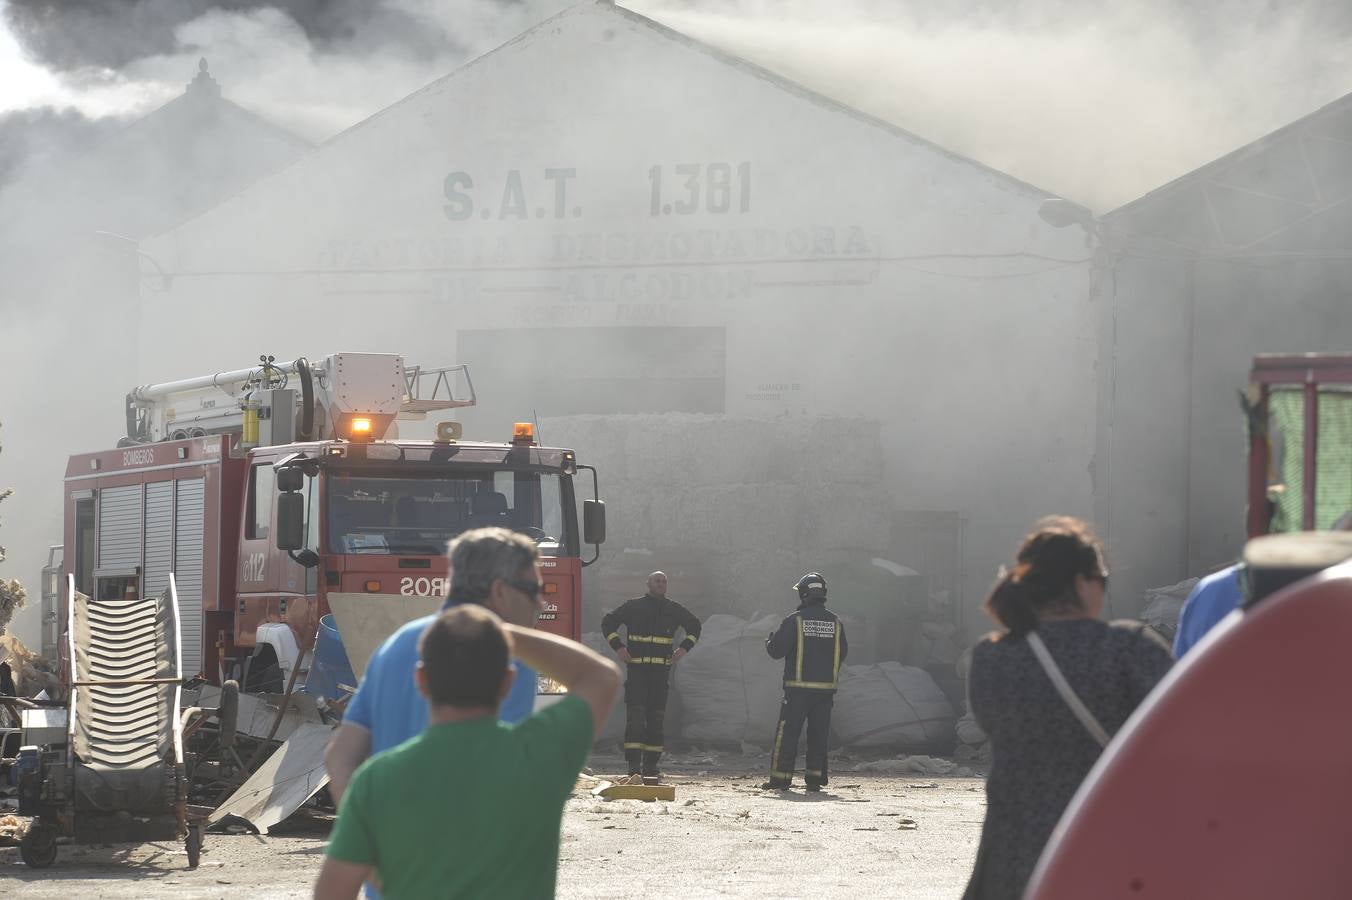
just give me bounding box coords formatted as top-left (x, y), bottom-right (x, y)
top-left (1267, 389), bottom-right (1352, 532)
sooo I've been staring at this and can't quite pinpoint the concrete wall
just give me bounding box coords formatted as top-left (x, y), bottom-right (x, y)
top-left (1102, 252), bottom-right (1193, 615)
top-left (138, 3), bottom-right (1101, 635)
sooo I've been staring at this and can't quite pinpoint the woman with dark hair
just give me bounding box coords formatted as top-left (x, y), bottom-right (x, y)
top-left (963, 516), bottom-right (1172, 900)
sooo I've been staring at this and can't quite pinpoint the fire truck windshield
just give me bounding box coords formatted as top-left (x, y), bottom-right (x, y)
top-left (326, 470), bottom-right (566, 556)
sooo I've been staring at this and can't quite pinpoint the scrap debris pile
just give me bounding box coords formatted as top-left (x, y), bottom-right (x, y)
top-left (0, 634), bottom-right (61, 701)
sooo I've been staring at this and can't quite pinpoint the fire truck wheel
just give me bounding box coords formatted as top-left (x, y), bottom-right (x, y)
top-left (20, 823), bottom-right (58, 868)
top-left (186, 824), bottom-right (202, 868)
top-left (217, 679), bottom-right (240, 750)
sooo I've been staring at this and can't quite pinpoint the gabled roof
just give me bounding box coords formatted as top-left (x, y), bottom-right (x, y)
top-left (0, 60), bottom-right (311, 244)
top-left (1105, 91), bottom-right (1352, 253)
top-left (603, 2), bottom-right (1061, 202)
top-left (166, 0), bottom-right (1061, 234)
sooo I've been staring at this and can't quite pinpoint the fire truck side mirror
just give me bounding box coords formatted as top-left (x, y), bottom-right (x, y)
top-left (275, 466), bottom-right (305, 493)
top-left (583, 499), bottom-right (606, 546)
top-left (276, 493), bottom-right (306, 551)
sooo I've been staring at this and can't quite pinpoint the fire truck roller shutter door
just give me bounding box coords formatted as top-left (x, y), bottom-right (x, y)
top-left (175, 479), bottom-right (206, 678)
top-left (143, 482), bottom-right (173, 598)
top-left (97, 485), bottom-right (142, 573)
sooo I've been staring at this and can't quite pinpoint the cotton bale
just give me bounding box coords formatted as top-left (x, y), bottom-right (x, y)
top-left (673, 613), bottom-right (785, 747)
top-left (833, 661), bottom-right (956, 751)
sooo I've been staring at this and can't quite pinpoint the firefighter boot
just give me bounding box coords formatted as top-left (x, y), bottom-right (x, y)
top-left (624, 747), bottom-right (642, 778)
top-left (641, 749), bottom-right (662, 785)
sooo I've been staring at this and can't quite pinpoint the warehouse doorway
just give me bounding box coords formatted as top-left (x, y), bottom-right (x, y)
top-left (456, 326), bottom-right (726, 429)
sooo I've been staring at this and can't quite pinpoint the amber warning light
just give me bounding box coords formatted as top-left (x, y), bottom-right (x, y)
top-left (350, 417), bottom-right (373, 440)
top-left (512, 422), bottom-right (535, 444)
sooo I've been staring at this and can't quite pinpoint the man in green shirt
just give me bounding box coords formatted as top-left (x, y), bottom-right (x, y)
top-left (314, 604), bottom-right (622, 900)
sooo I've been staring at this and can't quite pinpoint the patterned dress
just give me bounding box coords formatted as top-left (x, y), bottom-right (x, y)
top-left (963, 619), bottom-right (1173, 899)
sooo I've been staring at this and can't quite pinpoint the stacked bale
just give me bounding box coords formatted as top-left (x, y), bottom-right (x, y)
top-left (542, 413), bottom-right (911, 750)
top-left (541, 413), bottom-right (892, 626)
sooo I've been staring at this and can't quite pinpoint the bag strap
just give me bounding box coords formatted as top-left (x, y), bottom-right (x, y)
top-left (1025, 630), bottom-right (1111, 748)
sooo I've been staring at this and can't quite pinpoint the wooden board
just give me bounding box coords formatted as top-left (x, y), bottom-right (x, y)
top-left (1029, 562), bottom-right (1352, 898)
top-left (326, 593), bottom-right (441, 680)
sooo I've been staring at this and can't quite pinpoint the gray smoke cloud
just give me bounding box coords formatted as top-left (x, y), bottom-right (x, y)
top-left (5, 1), bottom-right (1352, 206)
top-left (0, 106), bottom-right (124, 186)
top-left (4, 0), bottom-right (449, 70)
top-left (629, 0), bottom-right (1352, 209)
top-left (2, 1), bottom-right (570, 144)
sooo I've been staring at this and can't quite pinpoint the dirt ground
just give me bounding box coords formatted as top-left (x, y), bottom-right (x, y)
top-left (0, 751), bottom-right (986, 899)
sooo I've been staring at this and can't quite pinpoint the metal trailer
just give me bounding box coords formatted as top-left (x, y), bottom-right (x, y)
top-left (11, 575), bottom-right (237, 869)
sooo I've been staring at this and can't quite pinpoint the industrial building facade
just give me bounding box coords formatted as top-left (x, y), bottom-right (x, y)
top-left (139, 2), bottom-right (1101, 634)
top-left (1103, 95), bottom-right (1352, 608)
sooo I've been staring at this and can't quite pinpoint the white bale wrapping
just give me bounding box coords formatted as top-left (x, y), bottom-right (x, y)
top-left (833, 662), bottom-right (956, 749)
top-left (1140, 577), bottom-right (1198, 643)
top-left (672, 613), bottom-right (785, 746)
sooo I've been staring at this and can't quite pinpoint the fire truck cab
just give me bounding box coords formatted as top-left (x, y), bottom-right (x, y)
top-left (60, 352), bottom-right (604, 687)
top-left (1245, 353), bottom-right (1352, 537)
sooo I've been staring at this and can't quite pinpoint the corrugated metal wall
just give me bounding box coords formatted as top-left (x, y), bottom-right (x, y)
top-left (175, 479), bottom-right (206, 677)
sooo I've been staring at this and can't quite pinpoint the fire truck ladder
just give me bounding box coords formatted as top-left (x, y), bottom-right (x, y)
top-left (400, 364), bottom-right (476, 417)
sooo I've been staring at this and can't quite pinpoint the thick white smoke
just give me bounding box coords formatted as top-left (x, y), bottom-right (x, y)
top-left (5, 1), bottom-right (1352, 206)
top-left (628, 1), bottom-right (1352, 209)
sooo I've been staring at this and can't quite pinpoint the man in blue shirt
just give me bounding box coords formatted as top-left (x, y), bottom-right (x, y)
top-left (324, 527), bottom-right (546, 797)
top-left (1173, 563), bottom-right (1244, 657)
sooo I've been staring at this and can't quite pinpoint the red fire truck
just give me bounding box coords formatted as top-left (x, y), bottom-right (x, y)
top-left (1245, 352), bottom-right (1352, 537)
top-left (60, 352), bottom-right (605, 687)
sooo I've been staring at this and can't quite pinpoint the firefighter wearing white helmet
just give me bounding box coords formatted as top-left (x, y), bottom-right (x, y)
top-left (762, 572), bottom-right (849, 792)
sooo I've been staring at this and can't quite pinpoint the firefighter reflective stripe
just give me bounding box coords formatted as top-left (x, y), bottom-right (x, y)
top-left (788, 614), bottom-right (842, 689)
top-left (629, 657), bottom-right (672, 665)
top-left (606, 632), bottom-right (621, 643)
top-left (795, 617), bottom-right (806, 683)
top-left (771, 718), bottom-right (787, 772)
top-left (832, 626), bottom-right (841, 684)
top-left (771, 771), bottom-right (794, 780)
top-left (623, 742), bottom-right (665, 752)
top-left (628, 634), bottom-right (674, 644)
top-left (684, 633), bottom-right (698, 646)
top-left (806, 769), bottom-right (824, 778)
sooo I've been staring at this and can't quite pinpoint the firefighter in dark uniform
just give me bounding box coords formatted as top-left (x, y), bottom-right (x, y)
top-left (600, 571), bottom-right (702, 785)
top-left (763, 572), bottom-right (848, 792)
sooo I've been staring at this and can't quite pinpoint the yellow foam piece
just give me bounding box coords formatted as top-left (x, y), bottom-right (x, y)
top-left (592, 781), bottom-right (676, 802)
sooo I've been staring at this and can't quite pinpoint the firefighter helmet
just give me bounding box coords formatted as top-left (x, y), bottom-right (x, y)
top-left (794, 572), bottom-right (827, 598)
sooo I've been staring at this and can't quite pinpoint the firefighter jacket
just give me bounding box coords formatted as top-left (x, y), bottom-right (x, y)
top-left (766, 600), bottom-right (848, 691)
top-left (601, 594), bottom-right (702, 667)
